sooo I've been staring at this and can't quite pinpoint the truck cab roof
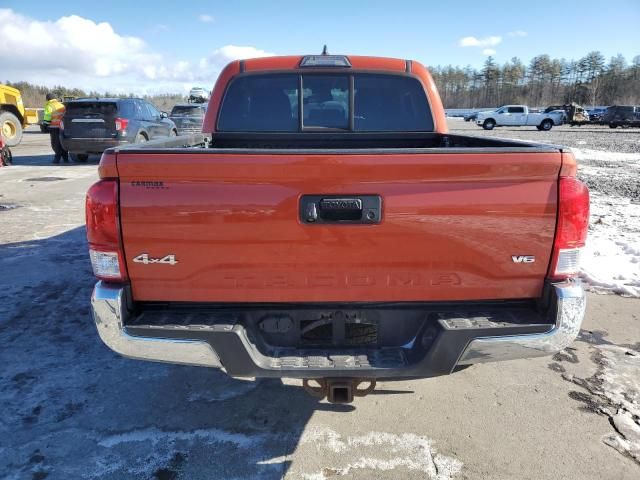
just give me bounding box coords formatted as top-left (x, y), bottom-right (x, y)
top-left (231, 55), bottom-right (411, 73)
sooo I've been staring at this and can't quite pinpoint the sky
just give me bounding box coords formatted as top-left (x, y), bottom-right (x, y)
top-left (2, 0), bottom-right (639, 94)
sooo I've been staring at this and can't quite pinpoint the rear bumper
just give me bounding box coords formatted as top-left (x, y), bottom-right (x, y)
top-left (175, 127), bottom-right (202, 135)
top-left (456, 282), bottom-right (584, 364)
top-left (61, 137), bottom-right (128, 154)
top-left (91, 281), bottom-right (585, 378)
top-left (91, 283), bottom-right (223, 369)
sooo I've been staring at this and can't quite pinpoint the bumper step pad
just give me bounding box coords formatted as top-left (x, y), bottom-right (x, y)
top-left (270, 349), bottom-right (406, 370)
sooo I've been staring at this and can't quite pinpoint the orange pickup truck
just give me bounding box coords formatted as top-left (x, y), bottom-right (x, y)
top-left (87, 54), bottom-right (589, 403)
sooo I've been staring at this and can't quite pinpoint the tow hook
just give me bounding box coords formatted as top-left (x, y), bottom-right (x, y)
top-left (303, 378), bottom-right (376, 404)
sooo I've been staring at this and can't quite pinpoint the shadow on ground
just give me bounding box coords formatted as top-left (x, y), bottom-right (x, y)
top-left (0, 227), bottom-right (356, 479)
top-left (9, 153), bottom-right (100, 167)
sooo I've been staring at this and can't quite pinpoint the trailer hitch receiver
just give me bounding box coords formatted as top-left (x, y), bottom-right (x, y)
top-left (303, 378), bottom-right (376, 404)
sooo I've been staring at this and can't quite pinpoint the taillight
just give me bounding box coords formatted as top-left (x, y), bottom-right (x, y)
top-left (86, 179), bottom-right (127, 281)
top-left (114, 117), bottom-right (129, 133)
top-left (548, 176), bottom-right (590, 280)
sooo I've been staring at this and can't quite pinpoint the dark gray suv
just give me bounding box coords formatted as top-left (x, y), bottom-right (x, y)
top-left (604, 105), bottom-right (640, 128)
top-left (60, 98), bottom-right (177, 161)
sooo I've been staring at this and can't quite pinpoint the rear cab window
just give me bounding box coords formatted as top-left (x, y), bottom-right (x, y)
top-left (303, 75), bottom-right (349, 129)
top-left (171, 105), bottom-right (206, 117)
top-left (217, 73), bottom-right (433, 132)
top-left (65, 101), bottom-right (118, 117)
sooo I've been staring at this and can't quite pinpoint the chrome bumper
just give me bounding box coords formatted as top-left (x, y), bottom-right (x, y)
top-left (91, 280), bottom-right (585, 372)
top-left (457, 281), bottom-right (585, 365)
top-left (91, 281), bottom-right (222, 368)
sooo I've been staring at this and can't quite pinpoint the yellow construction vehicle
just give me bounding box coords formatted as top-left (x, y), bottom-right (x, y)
top-left (0, 84), bottom-right (41, 146)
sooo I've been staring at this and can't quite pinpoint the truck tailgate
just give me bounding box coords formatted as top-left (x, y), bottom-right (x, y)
top-left (116, 151), bottom-right (560, 302)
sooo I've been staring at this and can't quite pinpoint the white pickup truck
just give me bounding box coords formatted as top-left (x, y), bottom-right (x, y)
top-left (476, 105), bottom-right (564, 131)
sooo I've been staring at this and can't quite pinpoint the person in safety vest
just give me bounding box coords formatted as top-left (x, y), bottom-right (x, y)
top-left (45, 93), bottom-right (69, 164)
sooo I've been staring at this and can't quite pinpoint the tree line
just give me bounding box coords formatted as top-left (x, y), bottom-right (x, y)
top-left (4, 81), bottom-right (185, 111)
top-left (6, 50), bottom-right (640, 111)
top-left (431, 51), bottom-right (640, 108)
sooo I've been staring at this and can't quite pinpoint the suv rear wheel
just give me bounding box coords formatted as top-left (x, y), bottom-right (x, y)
top-left (135, 133), bottom-right (148, 143)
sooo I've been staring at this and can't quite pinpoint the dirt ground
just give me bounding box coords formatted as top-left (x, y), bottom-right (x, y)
top-left (1, 126), bottom-right (638, 480)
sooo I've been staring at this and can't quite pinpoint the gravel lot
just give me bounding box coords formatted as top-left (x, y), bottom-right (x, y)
top-left (0, 127), bottom-right (638, 479)
top-left (450, 119), bottom-right (640, 154)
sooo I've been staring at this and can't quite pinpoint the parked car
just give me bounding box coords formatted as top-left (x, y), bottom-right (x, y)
top-left (586, 107), bottom-right (607, 123)
top-left (476, 105), bottom-right (564, 130)
top-left (169, 103), bottom-right (207, 135)
top-left (463, 111), bottom-right (479, 122)
top-left (88, 54), bottom-right (588, 404)
top-left (603, 105), bottom-right (640, 128)
top-left (60, 98), bottom-right (177, 161)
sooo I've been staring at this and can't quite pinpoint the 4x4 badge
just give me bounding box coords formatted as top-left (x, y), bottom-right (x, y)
top-left (132, 253), bottom-right (178, 265)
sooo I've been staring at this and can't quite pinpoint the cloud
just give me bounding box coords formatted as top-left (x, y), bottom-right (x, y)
top-left (458, 35), bottom-right (502, 47)
top-left (211, 45), bottom-right (274, 60)
top-left (482, 49), bottom-right (496, 56)
top-left (199, 14), bottom-right (214, 23)
top-left (0, 9), bottom-right (272, 95)
top-left (508, 30), bottom-right (527, 37)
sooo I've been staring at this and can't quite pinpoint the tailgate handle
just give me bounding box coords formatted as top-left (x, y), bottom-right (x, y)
top-left (300, 195), bottom-right (381, 224)
top-left (319, 198), bottom-right (362, 220)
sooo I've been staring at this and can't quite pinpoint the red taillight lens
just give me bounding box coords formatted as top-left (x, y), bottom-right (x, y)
top-left (86, 179), bottom-right (127, 281)
top-left (114, 117), bottom-right (129, 133)
top-left (549, 176), bottom-right (590, 280)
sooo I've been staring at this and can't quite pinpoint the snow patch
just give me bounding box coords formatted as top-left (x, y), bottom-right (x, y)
top-left (580, 194), bottom-right (640, 297)
top-left (99, 426), bottom-right (261, 449)
top-left (598, 345), bottom-right (640, 462)
top-left (297, 426), bottom-right (462, 479)
top-left (571, 146), bottom-right (640, 297)
top-left (572, 148), bottom-right (640, 163)
top-left (598, 346), bottom-right (640, 418)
